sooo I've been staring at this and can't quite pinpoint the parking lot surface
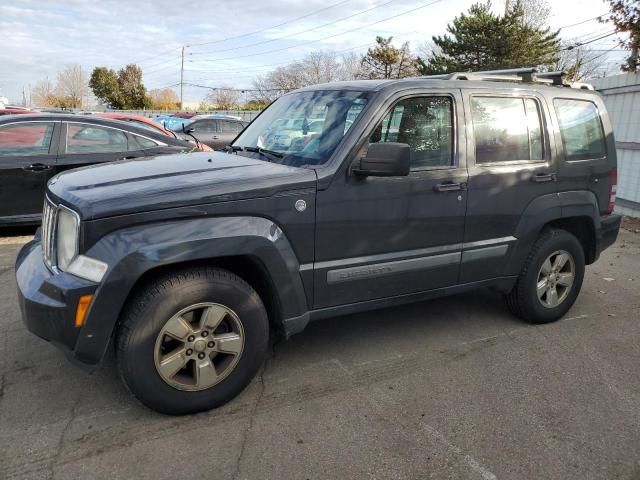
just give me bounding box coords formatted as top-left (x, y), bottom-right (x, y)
top-left (1, 228), bottom-right (639, 480)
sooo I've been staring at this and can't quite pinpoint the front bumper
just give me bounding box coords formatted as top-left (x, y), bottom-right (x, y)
top-left (16, 240), bottom-right (98, 366)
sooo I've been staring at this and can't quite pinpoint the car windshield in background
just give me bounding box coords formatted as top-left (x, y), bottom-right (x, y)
top-left (232, 90), bottom-right (370, 166)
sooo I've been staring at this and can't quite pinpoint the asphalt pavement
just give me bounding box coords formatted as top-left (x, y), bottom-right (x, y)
top-left (1, 228), bottom-right (639, 480)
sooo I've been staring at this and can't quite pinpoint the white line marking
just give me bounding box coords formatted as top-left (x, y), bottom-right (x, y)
top-left (422, 424), bottom-right (498, 480)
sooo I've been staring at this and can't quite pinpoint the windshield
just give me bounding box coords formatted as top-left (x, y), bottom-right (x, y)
top-left (232, 90), bottom-right (370, 166)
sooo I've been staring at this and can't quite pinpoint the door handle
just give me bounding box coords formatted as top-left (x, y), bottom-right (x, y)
top-left (23, 163), bottom-right (52, 172)
top-left (434, 182), bottom-right (464, 192)
top-left (532, 173), bottom-right (556, 183)
top-left (212, 136), bottom-right (219, 139)
top-left (119, 156), bottom-right (136, 160)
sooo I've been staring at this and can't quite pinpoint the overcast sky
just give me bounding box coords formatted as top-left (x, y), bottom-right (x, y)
top-left (0, 0), bottom-right (629, 104)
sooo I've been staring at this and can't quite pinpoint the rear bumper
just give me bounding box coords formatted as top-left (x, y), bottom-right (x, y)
top-left (15, 240), bottom-right (99, 366)
top-left (596, 213), bottom-right (622, 257)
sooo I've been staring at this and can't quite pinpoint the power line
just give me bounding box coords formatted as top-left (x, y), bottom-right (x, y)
top-left (558, 13), bottom-right (608, 30)
top-left (189, 0), bottom-right (401, 56)
top-left (190, 0), bottom-right (445, 63)
top-left (563, 31), bottom-right (618, 50)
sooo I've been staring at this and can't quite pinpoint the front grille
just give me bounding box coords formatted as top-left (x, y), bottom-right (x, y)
top-left (42, 197), bottom-right (57, 268)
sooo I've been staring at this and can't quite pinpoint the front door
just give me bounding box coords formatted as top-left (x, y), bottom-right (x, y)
top-left (313, 91), bottom-right (468, 308)
top-left (0, 121), bottom-right (59, 222)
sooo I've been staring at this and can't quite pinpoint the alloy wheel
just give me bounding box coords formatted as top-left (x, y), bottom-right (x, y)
top-left (536, 250), bottom-right (575, 309)
top-left (153, 302), bottom-right (245, 391)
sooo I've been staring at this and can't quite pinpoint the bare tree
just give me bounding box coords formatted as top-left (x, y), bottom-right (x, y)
top-left (555, 44), bottom-right (610, 81)
top-left (339, 52), bottom-right (367, 80)
top-left (56, 64), bottom-right (87, 108)
top-left (204, 86), bottom-right (240, 110)
top-left (31, 78), bottom-right (57, 107)
top-left (517, 0), bottom-right (552, 29)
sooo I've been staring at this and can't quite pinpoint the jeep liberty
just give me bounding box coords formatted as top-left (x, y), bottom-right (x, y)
top-left (16, 69), bottom-right (621, 414)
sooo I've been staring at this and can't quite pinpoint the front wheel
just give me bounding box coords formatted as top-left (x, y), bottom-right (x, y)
top-left (116, 267), bottom-right (269, 415)
top-left (505, 229), bottom-right (585, 324)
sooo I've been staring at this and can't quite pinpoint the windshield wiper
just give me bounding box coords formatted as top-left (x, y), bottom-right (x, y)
top-left (243, 146), bottom-right (284, 159)
top-left (223, 145), bottom-right (243, 153)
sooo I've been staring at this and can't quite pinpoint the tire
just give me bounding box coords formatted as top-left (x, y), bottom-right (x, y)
top-left (505, 229), bottom-right (585, 324)
top-left (116, 266), bottom-right (269, 415)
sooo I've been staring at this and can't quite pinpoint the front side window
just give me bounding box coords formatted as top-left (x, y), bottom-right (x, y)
top-left (371, 96), bottom-right (454, 169)
top-left (554, 99), bottom-right (606, 161)
top-left (233, 89), bottom-right (370, 166)
top-left (66, 124), bottom-right (128, 154)
top-left (471, 96), bottom-right (545, 163)
top-left (0, 122), bottom-right (55, 156)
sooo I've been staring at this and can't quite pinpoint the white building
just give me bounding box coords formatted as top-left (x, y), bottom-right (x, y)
top-left (592, 72), bottom-right (640, 218)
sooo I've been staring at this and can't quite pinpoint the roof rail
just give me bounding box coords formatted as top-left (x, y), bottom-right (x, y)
top-left (419, 68), bottom-right (594, 90)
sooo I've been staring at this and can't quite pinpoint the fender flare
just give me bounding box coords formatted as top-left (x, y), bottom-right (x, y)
top-left (503, 190), bottom-right (599, 276)
top-left (73, 216), bottom-right (308, 365)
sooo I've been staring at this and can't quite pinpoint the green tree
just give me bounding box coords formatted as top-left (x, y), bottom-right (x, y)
top-left (89, 67), bottom-right (122, 108)
top-left (416, 2), bottom-right (560, 75)
top-left (89, 64), bottom-right (151, 109)
top-left (600, 0), bottom-right (640, 72)
top-left (361, 36), bottom-right (416, 79)
top-left (117, 64), bottom-right (151, 109)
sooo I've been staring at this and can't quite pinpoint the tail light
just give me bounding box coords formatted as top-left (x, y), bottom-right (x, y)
top-left (607, 168), bottom-right (617, 215)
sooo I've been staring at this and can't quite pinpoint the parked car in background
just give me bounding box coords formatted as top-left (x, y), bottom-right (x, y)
top-left (0, 109), bottom-right (36, 116)
top-left (0, 114), bottom-right (209, 225)
top-left (94, 113), bottom-right (212, 151)
top-left (183, 115), bottom-right (247, 150)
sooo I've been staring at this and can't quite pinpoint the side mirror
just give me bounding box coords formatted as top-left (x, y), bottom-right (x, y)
top-left (353, 142), bottom-right (410, 177)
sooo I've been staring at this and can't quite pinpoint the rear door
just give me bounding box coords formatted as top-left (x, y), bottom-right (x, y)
top-left (0, 120), bottom-right (60, 221)
top-left (460, 90), bottom-right (558, 283)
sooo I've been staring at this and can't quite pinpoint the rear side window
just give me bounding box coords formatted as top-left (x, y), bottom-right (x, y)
top-left (219, 120), bottom-right (244, 134)
top-left (66, 124), bottom-right (128, 154)
top-left (0, 122), bottom-right (55, 156)
top-left (554, 99), bottom-right (606, 161)
top-left (371, 96), bottom-right (454, 169)
top-left (471, 97), bottom-right (545, 163)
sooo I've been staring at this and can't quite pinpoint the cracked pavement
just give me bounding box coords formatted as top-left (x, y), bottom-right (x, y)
top-left (0, 230), bottom-right (639, 480)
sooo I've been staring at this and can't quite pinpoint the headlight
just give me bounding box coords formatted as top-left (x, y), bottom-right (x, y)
top-left (56, 206), bottom-right (80, 270)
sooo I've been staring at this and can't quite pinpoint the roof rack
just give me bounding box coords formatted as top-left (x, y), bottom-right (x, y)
top-left (421, 67), bottom-right (594, 90)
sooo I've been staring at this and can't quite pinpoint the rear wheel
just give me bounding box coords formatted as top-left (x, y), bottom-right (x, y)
top-left (116, 267), bottom-right (269, 415)
top-left (505, 229), bottom-right (585, 324)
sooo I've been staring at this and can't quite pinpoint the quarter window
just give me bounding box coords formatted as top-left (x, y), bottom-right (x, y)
top-left (66, 124), bottom-right (128, 154)
top-left (554, 99), bottom-right (606, 161)
top-left (371, 96), bottom-right (454, 169)
top-left (132, 135), bottom-right (160, 149)
top-left (0, 122), bottom-right (55, 156)
top-left (471, 97), bottom-right (545, 163)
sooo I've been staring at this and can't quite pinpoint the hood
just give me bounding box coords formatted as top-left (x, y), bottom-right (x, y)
top-left (47, 151), bottom-right (317, 220)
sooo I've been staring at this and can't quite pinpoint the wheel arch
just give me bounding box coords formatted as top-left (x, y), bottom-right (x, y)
top-left (72, 216), bottom-right (309, 366)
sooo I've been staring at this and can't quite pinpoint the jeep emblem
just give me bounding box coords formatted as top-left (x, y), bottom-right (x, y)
top-left (295, 199), bottom-right (307, 212)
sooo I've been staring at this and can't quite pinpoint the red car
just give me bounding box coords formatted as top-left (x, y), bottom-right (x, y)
top-left (95, 113), bottom-right (212, 151)
top-left (0, 109), bottom-right (36, 116)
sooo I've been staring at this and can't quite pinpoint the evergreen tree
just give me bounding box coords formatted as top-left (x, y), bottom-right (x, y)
top-left (416, 1), bottom-right (560, 74)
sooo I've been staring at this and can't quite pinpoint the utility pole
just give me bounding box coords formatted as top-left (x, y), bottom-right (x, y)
top-left (180, 46), bottom-right (185, 110)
